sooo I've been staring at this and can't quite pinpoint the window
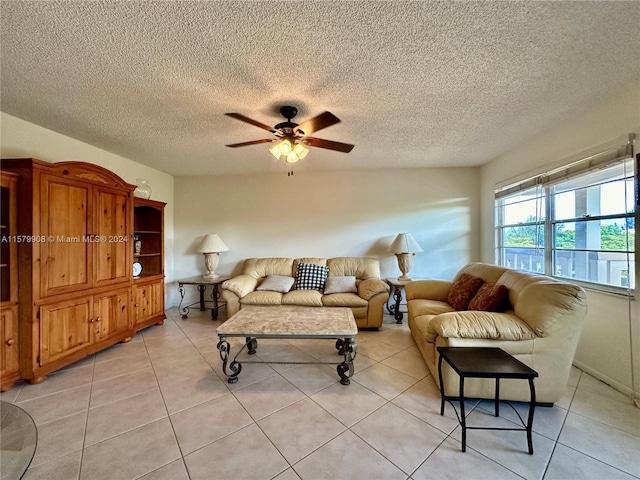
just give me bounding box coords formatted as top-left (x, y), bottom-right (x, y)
top-left (496, 154), bottom-right (635, 292)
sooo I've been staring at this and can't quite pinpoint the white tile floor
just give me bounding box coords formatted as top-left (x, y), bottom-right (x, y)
top-left (2, 308), bottom-right (639, 480)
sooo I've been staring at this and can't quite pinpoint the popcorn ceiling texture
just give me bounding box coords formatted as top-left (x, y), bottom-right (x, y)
top-left (1, 1), bottom-right (638, 176)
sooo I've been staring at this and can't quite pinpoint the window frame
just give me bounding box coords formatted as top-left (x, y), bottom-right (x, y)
top-left (495, 152), bottom-right (635, 296)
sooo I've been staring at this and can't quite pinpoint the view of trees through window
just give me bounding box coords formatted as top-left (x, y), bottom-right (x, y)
top-left (496, 158), bottom-right (635, 290)
top-left (503, 216), bottom-right (635, 251)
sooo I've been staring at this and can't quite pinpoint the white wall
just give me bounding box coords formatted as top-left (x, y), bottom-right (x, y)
top-left (173, 168), bottom-right (481, 305)
top-left (0, 112), bottom-right (177, 304)
top-left (479, 81), bottom-right (640, 399)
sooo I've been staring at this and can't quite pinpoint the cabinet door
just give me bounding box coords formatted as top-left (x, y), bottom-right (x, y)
top-left (95, 187), bottom-right (131, 286)
top-left (94, 289), bottom-right (131, 341)
top-left (40, 298), bottom-right (93, 365)
top-left (134, 280), bottom-right (164, 325)
top-left (40, 174), bottom-right (92, 296)
top-left (0, 306), bottom-right (19, 380)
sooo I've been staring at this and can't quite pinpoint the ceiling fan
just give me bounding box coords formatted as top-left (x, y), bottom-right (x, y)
top-left (225, 106), bottom-right (355, 165)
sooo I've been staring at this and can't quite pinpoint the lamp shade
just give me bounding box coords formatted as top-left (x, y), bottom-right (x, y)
top-left (197, 234), bottom-right (229, 253)
top-left (388, 233), bottom-right (423, 254)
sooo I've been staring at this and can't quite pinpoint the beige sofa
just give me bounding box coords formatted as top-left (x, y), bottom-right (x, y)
top-left (406, 263), bottom-right (587, 404)
top-left (221, 257), bottom-right (390, 329)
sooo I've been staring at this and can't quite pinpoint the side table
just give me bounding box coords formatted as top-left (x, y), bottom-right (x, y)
top-left (385, 277), bottom-right (425, 324)
top-left (437, 346), bottom-right (539, 454)
top-left (177, 276), bottom-right (229, 320)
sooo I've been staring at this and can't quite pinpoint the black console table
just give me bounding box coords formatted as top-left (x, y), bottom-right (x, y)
top-left (437, 346), bottom-right (539, 454)
top-left (177, 276), bottom-right (229, 320)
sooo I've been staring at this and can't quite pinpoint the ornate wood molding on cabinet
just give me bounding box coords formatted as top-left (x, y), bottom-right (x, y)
top-left (1, 159), bottom-right (166, 387)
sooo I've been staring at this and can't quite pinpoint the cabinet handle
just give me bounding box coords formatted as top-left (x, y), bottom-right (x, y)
top-left (89, 318), bottom-right (95, 323)
top-left (6, 338), bottom-right (15, 346)
top-left (96, 317), bottom-right (101, 322)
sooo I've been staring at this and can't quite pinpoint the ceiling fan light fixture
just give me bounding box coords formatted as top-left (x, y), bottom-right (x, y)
top-left (286, 152), bottom-right (299, 164)
top-left (269, 144), bottom-right (281, 159)
top-left (293, 143), bottom-right (309, 160)
top-left (279, 138), bottom-right (293, 155)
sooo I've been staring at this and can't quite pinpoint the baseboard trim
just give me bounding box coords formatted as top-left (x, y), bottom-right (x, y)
top-left (572, 360), bottom-right (640, 404)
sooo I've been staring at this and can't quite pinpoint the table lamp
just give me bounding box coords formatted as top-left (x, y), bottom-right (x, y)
top-left (197, 234), bottom-right (229, 278)
top-left (388, 233), bottom-right (423, 281)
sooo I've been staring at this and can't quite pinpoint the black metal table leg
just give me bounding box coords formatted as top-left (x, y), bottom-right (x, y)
top-left (438, 353), bottom-right (445, 415)
top-left (210, 284), bottom-right (220, 320)
top-left (197, 284), bottom-right (206, 310)
top-left (217, 336), bottom-right (241, 383)
top-left (392, 286), bottom-right (403, 324)
top-left (460, 376), bottom-right (466, 452)
top-left (178, 283), bottom-right (189, 318)
top-left (527, 378), bottom-right (536, 454)
top-left (337, 337), bottom-right (356, 385)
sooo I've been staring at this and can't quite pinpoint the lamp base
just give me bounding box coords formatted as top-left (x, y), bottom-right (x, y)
top-left (203, 252), bottom-right (220, 280)
top-left (395, 252), bottom-right (415, 282)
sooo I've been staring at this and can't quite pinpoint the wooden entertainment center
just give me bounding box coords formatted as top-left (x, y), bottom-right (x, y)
top-left (0, 159), bottom-right (165, 390)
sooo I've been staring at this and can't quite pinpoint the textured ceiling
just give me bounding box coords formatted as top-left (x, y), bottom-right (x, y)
top-left (1, 1), bottom-right (638, 176)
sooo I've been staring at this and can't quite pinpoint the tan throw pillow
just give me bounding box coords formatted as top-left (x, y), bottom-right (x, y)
top-left (447, 273), bottom-right (485, 310)
top-left (324, 276), bottom-right (357, 294)
top-left (468, 283), bottom-right (509, 312)
top-left (256, 275), bottom-right (295, 293)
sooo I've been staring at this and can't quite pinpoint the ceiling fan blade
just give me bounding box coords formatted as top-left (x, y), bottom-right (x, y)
top-left (304, 137), bottom-right (355, 153)
top-left (295, 111), bottom-right (340, 135)
top-left (226, 139), bottom-right (274, 148)
top-left (225, 113), bottom-right (275, 132)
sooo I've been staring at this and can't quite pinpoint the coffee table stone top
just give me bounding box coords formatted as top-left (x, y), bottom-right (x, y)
top-left (216, 306), bottom-right (357, 338)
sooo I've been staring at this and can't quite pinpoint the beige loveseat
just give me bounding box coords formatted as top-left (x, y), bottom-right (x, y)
top-left (221, 257), bottom-right (390, 329)
top-left (406, 263), bottom-right (587, 404)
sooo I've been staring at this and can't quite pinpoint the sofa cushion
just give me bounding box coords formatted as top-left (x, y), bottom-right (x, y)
top-left (240, 290), bottom-right (283, 306)
top-left (241, 258), bottom-right (294, 279)
top-left (324, 276), bottom-right (357, 294)
top-left (327, 257), bottom-right (381, 279)
top-left (426, 311), bottom-right (537, 342)
top-left (282, 290), bottom-right (324, 306)
top-left (468, 283), bottom-right (509, 312)
top-left (447, 273), bottom-right (485, 310)
top-left (256, 275), bottom-right (295, 293)
top-left (407, 299), bottom-right (454, 318)
top-left (293, 262), bottom-right (329, 291)
top-left (322, 293), bottom-right (368, 307)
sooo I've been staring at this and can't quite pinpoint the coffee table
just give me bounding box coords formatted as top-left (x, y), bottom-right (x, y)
top-left (437, 347), bottom-right (539, 454)
top-left (216, 306), bottom-right (357, 385)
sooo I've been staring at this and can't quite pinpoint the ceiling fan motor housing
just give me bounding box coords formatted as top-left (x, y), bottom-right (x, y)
top-left (275, 106), bottom-right (300, 133)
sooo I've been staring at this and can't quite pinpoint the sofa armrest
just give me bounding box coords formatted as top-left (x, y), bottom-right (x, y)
top-left (358, 278), bottom-right (390, 300)
top-left (222, 275), bottom-right (259, 298)
top-left (405, 280), bottom-right (452, 302)
top-left (426, 311), bottom-right (537, 343)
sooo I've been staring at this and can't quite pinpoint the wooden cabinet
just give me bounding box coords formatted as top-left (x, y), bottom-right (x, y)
top-left (133, 198), bottom-right (166, 330)
top-left (39, 289), bottom-right (131, 367)
top-left (133, 279), bottom-right (165, 327)
top-left (1, 159), bottom-right (165, 386)
top-left (39, 297), bottom-right (93, 366)
top-left (1, 171), bottom-right (20, 391)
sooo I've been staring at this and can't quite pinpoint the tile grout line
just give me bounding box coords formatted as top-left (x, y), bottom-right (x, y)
top-left (141, 316), bottom-right (199, 480)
